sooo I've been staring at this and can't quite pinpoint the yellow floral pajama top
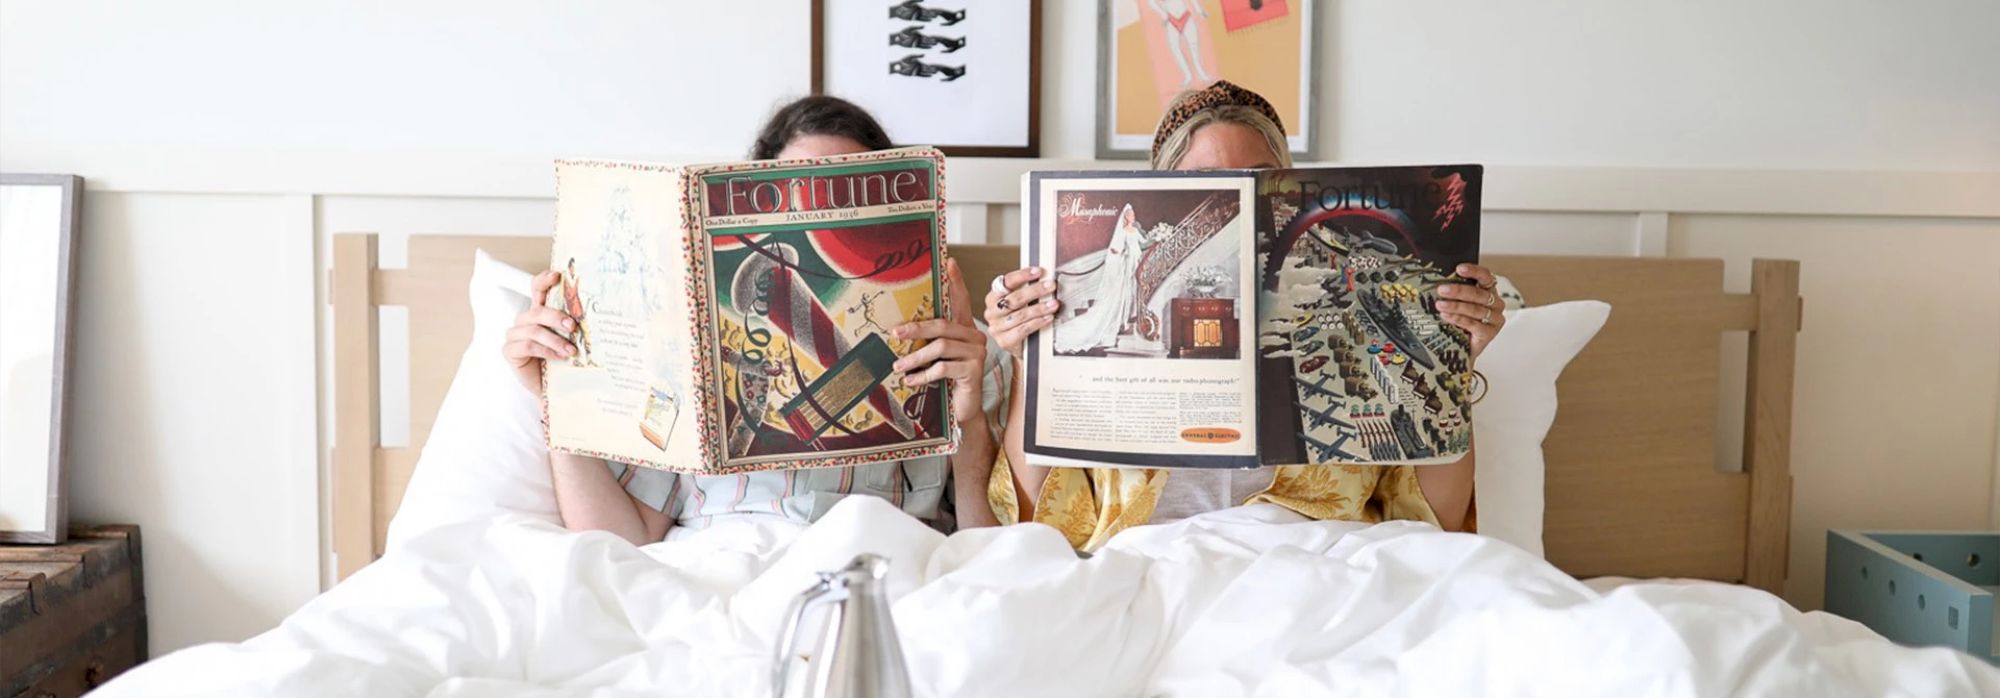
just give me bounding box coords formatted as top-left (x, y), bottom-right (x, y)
top-left (988, 452), bottom-right (1473, 552)
top-left (987, 277), bottom-right (1521, 551)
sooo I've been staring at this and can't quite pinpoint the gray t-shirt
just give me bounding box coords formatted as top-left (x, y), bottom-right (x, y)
top-left (1150, 467), bottom-right (1277, 525)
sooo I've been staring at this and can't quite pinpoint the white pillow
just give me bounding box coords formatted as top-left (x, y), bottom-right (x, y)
top-left (1472, 300), bottom-right (1612, 558)
top-left (385, 250), bottom-right (560, 550)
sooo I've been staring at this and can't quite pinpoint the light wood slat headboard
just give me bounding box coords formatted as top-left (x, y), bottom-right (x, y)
top-left (332, 234), bottom-right (1799, 593)
top-left (331, 234), bottom-right (553, 579)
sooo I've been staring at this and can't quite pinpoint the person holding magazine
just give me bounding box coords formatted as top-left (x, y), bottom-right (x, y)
top-left (504, 96), bottom-right (1009, 544)
top-left (985, 81), bottom-right (1507, 550)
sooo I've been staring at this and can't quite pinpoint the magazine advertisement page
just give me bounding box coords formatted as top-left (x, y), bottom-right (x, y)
top-left (1024, 171), bottom-right (1259, 469)
top-left (544, 161), bottom-right (703, 470)
top-left (1254, 165), bottom-right (1483, 466)
top-left (694, 152), bottom-right (956, 471)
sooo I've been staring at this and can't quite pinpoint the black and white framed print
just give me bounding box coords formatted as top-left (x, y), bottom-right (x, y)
top-left (813, 0), bottom-right (1042, 157)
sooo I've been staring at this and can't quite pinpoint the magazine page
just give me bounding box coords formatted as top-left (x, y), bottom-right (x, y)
top-left (544, 160), bottom-right (705, 471)
top-left (1253, 165), bottom-right (1483, 466)
top-left (691, 148), bottom-right (957, 472)
top-left (1023, 171), bottom-right (1260, 469)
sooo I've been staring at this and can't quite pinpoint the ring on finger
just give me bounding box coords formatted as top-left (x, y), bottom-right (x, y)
top-left (990, 275), bottom-right (1011, 295)
top-left (1481, 308), bottom-right (1493, 324)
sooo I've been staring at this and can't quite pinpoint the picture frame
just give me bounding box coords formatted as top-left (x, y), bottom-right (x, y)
top-left (812, 0), bottom-right (1042, 157)
top-left (0, 173), bottom-right (82, 544)
top-left (1096, 0), bottom-right (1319, 160)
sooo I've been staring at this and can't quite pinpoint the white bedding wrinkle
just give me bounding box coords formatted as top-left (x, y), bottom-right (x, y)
top-left (96, 498), bottom-right (1998, 698)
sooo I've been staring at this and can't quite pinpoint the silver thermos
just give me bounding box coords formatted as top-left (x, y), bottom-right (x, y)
top-left (771, 554), bottom-right (913, 698)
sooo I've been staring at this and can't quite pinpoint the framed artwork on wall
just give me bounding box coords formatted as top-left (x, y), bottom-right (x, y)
top-left (813, 0), bottom-right (1042, 157)
top-left (1097, 0), bottom-right (1318, 160)
top-left (0, 174), bottom-right (82, 544)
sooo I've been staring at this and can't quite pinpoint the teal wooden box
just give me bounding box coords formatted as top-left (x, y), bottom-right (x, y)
top-left (1825, 530), bottom-right (1997, 663)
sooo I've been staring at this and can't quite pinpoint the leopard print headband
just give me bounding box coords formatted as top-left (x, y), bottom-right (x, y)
top-left (1150, 80), bottom-right (1288, 165)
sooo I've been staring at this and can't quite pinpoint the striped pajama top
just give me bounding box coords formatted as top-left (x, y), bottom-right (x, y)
top-left (608, 333), bottom-right (1010, 532)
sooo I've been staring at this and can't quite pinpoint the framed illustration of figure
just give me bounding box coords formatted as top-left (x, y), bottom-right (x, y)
top-left (813, 0), bottom-right (1042, 157)
top-left (1096, 0), bottom-right (1317, 160)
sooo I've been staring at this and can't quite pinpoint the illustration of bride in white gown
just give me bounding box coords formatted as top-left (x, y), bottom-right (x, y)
top-left (1055, 205), bottom-right (1153, 354)
top-left (1148, 0), bottom-right (1214, 88)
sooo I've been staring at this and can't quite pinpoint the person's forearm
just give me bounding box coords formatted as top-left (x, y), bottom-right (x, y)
top-left (549, 452), bottom-right (666, 545)
top-left (1003, 358), bottom-right (1052, 518)
top-left (949, 413), bottom-right (1000, 529)
top-left (1414, 447), bottom-right (1475, 533)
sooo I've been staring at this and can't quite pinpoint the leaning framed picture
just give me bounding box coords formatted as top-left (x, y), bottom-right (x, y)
top-left (0, 174), bottom-right (82, 544)
top-left (1096, 0), bottom-right (1317, 160)
top-left (813, 0), bottom-right (1042, 157)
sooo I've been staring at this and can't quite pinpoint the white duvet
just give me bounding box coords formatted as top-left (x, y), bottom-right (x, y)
top-left (97, 499), bottom-right (1994, 697)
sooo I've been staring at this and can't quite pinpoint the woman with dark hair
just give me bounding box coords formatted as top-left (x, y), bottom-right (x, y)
top-left (502, 96), bottom-right (1006, 544)
top-left (749, 95), bottom-right (893, 160)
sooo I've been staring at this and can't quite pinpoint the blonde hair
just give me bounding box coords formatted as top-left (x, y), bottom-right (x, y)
top-left (1151, 102), bottom-right (1294, 171)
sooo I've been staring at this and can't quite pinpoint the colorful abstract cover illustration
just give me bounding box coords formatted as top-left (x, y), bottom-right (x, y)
top-left (544, 148), bottom-right (956, 474)
top-left (1021, 165), bottom-right (1482, 469)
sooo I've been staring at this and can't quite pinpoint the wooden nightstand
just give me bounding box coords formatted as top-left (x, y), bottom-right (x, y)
top-left (1, 525), bottom-right (148, 697)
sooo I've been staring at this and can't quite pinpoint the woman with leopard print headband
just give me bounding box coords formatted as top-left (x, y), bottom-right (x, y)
top-left (980, 81), bottom-right (1509, 549)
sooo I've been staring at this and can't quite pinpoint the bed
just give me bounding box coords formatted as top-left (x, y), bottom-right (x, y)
top-left (92, 234), bottom-right (1999, 696)
top-left (331, 236), bottom-right (1797, 588)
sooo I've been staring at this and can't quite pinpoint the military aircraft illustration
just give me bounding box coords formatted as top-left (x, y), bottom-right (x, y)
top-left (1303, 432), bottom-right (1359, 461)
top-left (1294, 375), bottom-right (1341, 402)
top-left (1300, 402), bottom-right (1355, 432)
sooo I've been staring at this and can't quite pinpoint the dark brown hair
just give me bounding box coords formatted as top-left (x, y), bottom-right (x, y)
top-left (749, 96), bottom-right (894, 160)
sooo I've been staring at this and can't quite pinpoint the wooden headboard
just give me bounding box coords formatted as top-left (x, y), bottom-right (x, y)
top-left (332, 234), bottom-right (1800, 593)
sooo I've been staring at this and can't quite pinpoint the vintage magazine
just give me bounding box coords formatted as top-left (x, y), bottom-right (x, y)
top-left (544, 147), bottom-right (958, 474)
top-left (1022, 165), bottom-right (1482, 469)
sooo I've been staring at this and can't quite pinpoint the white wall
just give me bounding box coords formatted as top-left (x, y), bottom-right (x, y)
top-left (1329, 0), bottom-right (2000, 170)
top-left (11, 0), bottom-right (1997, 174)
top-left (60, 191), bottom-right (320, 652)
top-left (4, 0), bottom-right (1997, 652)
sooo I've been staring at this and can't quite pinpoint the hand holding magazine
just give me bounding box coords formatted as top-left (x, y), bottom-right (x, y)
top-left (1022, 165), bottom-right (1483, 469)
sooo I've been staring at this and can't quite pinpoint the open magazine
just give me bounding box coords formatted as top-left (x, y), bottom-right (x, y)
top-left (543, 147), bottom-right (958, 474)
top-left (1022, 165), bottom-right (1482, 469)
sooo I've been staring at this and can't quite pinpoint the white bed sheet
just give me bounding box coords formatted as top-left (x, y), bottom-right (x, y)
top-left (97, 499), bottom-right (1997, 697)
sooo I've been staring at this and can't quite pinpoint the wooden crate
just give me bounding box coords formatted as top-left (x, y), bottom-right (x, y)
top-left (1825, 530), bottom-right (1997, 664)
top-left (1, 525), bottom-right (149, 697)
